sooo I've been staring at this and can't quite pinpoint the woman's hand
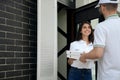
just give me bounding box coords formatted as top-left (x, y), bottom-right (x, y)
top-left (68, 58), bottom-right (76, 65)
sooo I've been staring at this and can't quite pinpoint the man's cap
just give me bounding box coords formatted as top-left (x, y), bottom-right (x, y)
top-left (96, 0), bottom-right (119, 8)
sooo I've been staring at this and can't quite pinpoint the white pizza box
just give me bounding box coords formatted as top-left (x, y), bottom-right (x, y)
top-left (66, 50), bottom-right (82, 59)
top-left (66, 50), bottom-right (93, 61)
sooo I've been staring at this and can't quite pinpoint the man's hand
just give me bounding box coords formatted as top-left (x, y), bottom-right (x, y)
top-left (79, 53), bottom-right (87, 63)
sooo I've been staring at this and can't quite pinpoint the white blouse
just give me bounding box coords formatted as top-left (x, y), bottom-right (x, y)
top-left (70, 40), bottom-right (94, 69)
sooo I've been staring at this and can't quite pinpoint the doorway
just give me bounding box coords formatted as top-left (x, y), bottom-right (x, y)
top-left (58, 1), bottom-right (105, 80)
top-left (73, 1), bottom-right (104, 80)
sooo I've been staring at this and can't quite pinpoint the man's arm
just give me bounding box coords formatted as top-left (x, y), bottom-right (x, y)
top-left (80, 47), bottom-right (104, 63)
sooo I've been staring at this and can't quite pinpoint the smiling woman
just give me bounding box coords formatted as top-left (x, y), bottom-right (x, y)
top-left (67, 21), bottom-right (94, 80)
top-left (76, 21), bottom-right (94, 43)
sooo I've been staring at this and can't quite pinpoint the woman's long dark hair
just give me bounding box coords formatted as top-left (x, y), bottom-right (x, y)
top-left (76, 21), bottom-right (94, 43)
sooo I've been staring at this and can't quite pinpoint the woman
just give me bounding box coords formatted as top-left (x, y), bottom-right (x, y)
top-left (68, 21), bottom-right (94, 80)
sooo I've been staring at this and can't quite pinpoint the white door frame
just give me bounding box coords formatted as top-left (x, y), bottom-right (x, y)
top-left (37, 0), bottom-right (57, 80)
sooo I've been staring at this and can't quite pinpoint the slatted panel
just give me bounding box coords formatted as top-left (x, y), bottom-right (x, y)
top-left (58, 9), bottom-right (67, 80)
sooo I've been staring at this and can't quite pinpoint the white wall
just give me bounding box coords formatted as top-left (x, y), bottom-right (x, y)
top-left (118, 2), bottom-right (120, 13)
top-left (76, 0), bottom-right (97, 8)
top-left (37, 0), bottom-right (57, 80)
top-left (76, 0), bottom-right (120, 9)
